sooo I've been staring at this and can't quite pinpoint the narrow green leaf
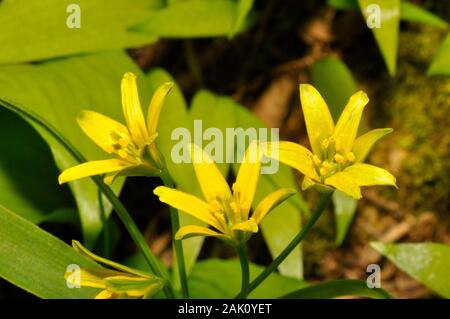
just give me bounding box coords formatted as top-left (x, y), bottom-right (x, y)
top-left (0, 51), bottom-right (146, 247)
top-left (371, 242), bottom-right (450, 298)
top-left (0, 108), bottom-right (75, 224)
top-left (401, 1), bottom-right (448, 28)
top-left (327, 0), bottom-right (359, 10)
top-left (333, 191), bottom-right (358, 245)
top-left (311, 57), bottom-right (358, 120)
top-left (0, 0), bottom-right (162, 64)
top-left (428, 32), bottom-right (450, 76)
top-left (0, 205), bottom-right (99, 298)
top-left (229, 0), bottom-right (256, 38)
top-left (281, 279), bottom-right (392, 299)
top-left (358, 0), bottom-right (400, 76)
top-left (132, 0), bottom-right (250, 38)
top-left (188, 259), bottom-right (308, 298)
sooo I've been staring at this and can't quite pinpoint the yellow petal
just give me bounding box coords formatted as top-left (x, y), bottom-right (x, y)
top-left (77, 110), bottom-right (131, 154)
top-left (153, 186), bottom-right (225, 232)
top-left (121, 72), bottom-right (150, 148)
top-left (105, 276), bottom-right (163, 297)
top-left (333, 91), bottom-right (369, 154)
top-left (252, 188), bottom-right (296, 224)
top-left (301, 176), bottom-right (316, 191)
top-left (95, 289), bottom-right (114, 299)
top-left (325, 171), bottom-right (361, 199)
top-left (71, 241), bottom-right (150, 278)
top-left (233, 141), bottom-right (261, 219)
top-left (299, 84), bottom-right (335, 156)
top-left (232, 218), bottom-right (259, 233)
top-left (264, 141), bottom-right (319, 181)
top-left (147, 82), bottom-right (174, 136)
top-left (353, 128), bottom-right (393, 162)
top-left (58, 159), bottom-right (129, 184)
top-left (190, 143), bottom-right (231, 203)
top-left (343, 163), bottom-right (397, 187)
top-left (175, 225), bottom-right (228, 240)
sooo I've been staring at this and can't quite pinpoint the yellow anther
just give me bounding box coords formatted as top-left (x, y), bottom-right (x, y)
top-left (230, 201), bottom-right (240, 214)
top-left (346, 152), bottom-right (355, 162)
top-left (321, 138), bottom-right (329, 150)
top-left (118, 138), bottom-right (129, 147)
top-left (334, 153), bottom-right (345, 164)
top-left (210, 200), bottom-right (223, 213)
top-left (312, 155), bottom-right (322, 166)
top-left (104, 144), bottom-right (114, 154)
top-left (118, 150), bottom-right (128, 159)
top-left (319, 167), bottom-right (328, 176)
top-left (322, 161), bottom-right (331, 170)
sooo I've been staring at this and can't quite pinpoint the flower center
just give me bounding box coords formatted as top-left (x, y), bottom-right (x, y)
top-left (104, 131), bottom-right (141, 161)
top-left (313, 137), bottom-right (355, 181)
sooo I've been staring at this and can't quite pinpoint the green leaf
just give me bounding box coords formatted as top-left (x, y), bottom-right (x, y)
top-left (327, 0), bottom-right (359, 10)
top-left (188, 259), bottom-right (308, 298)
top-left (428, 32), bottom-right (450, 76)
top-left (0, 205), bottom-right (99, 298)
top-left (232, 103), bottom-right (309, 279)
top-left (358, 0), bottom-right (400, 76)
top-left (132, 0), bottom-right (250, 38)
top-left (229, 0), bottom-right (256, 38)
top-left (311, 57), bottom-right (358, 120)
top-left (0, 0), bottom-right (162, 64)
top-left (0, 51), bottom-right (146, 247)
top-left (145, 69), bottom-right (204, 276)
top-left (401, 1), bottom-right (448, 28)
top-left (281, 279), bottom-right (392, 299)
top-left (311, 57), bottom-right (359, 246)
top-left (333, 191), bottom-right (358, 246)
top-left (0, 108), bottom-right (75, 224)
top-left (371, 242), bottom-right (450, 298)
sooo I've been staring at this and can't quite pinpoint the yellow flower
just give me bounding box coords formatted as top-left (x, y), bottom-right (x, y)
top-left (58, 72), bottom-right (173, 185)
top-left (153, 142), bottom-right (296, 245)
top-left (65, 240), bottom-right (164, 299)
top-left (264, 84), bottom-right (397, 199)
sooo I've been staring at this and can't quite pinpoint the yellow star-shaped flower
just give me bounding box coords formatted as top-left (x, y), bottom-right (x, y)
top-left (264, 84), bottom-right (397, 199)
top-left (58, 72), bottom-right (173, 185)
top-left (153, 142), bottom-right (296, 245)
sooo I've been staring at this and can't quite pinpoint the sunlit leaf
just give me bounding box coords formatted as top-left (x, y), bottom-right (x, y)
top-left (371, 242), bottom-right (450, 298)
top-left (0, 0), bottom-right (162, 64)
top-left (333, 191), bottom-right (358, 245)
top-left (0, 205), bottom-right (99, 298)
top-left (428, 32), bottom-right (450, 76)
top-left (229, 0), bottom-right (256, 38)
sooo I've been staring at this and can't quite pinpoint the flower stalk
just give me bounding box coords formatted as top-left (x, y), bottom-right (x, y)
top-left (236, 243), bottom-right (250, 299)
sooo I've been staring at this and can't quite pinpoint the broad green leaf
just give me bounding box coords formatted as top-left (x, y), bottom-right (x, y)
top-left (428, 32), bottom-right (450, 76)
top-left (145, 69), bottom-right (204, 277)
top-left (229, 0), bottom-right (256, 38)
top-left (188, 259), bottom-right (308, 298)
top-left (330, 0), bottom-right (447, 28)
top-left (133, 0), bottom-right (251, 38)
top-left (371, 242), bottom-right (450, 298)
top-left (0, 0), bottom-right (162, 64)
top-left (0, 51), bottom-right (147, 247)
top-left (311, 57), bottom-right (359, 246)
top-left (0, 205), bottom-right (99, 298)
top-left (281, 279), bottom-right (392, 299)
top-left (0, 108), bottom-right (75, 224)
top-left (358, 0), bottom-right (400, 76)
top-left (190, 90), bottom-right (237, 175)
top-left (311, 58), bottom-right (358, 120)
top-left (233, 103), bottom-right (309, 279)
top-left (333, 191), bottom-right (358, 245)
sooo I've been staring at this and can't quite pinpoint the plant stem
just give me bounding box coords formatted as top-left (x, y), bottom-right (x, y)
top-left (236, 191), bottom-right (333, 298)
top-left (161, 173), bottom-right (189, 299)
top-left (0, 97), bottom-right (176, 299)
top-left (97, 188), bottom-right (110, 258)
top-left (236, 243), bottom-right (250, 299)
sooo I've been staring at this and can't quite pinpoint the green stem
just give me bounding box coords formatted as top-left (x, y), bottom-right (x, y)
top-left (236, 243), bottom-right (250, 299)
top-left (236, 191), bottom-right (333, 298)
top-left (161, 173), bottom-right (189, 299)
top-left (0, 97), bottom-right (175, 299)
top-left (97, 188), bottom-right (110, 258)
